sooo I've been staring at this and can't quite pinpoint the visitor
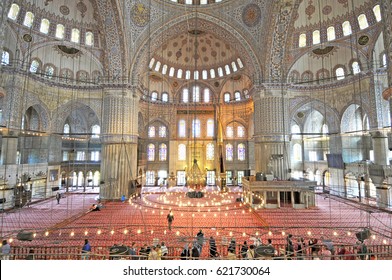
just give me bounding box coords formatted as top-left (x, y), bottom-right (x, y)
top-left (167, 210), bottom-right (174, 231)
top-left (81, 239), bottom-right (91, 260)
top-left (1, 240), bottom-right (11, 260)
top-left (160, 242), bottom-right (168, 259)
top-left (196, 229), bottom-right (204, 255)
top-left (240, 241), bottom-right (248, 259)
top-left (56, 192), bottom-right (61, 204)
top-left (209, 236), bottom-right (217, 258)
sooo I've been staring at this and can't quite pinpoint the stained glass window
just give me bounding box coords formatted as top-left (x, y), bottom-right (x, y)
top-left (86, 31), bottom-right (94, 46)
top-left (162, 92), bottom-right (168, 102)
top-left (151, 91), bottom-right (158, 101)
top-left (148, 126), bottom-right (156, 138)
top-left (207, 119), bottom-right (214, 137)
top-left (235, 91), bottom-right (241, 101)
top-left (147, 144), bottom-right (155, 161)
top-left (193, 86), bottom-right (200, 102)
top-left (8, 4), bottom-right (20, 20)
top-left (327, 26), bottom-right (335, 41)
top-left (23, 12), bottom-right (34, 27)
top-left (40, 18), bottom-right (50, 34)
top-left (226, 144), bottom-right (233, 161)
top-left (312, 30), bottom-right (320, 45)
top-left (182, 88), bottom-right (189, 103)
top-left (45, 65), bottom-right (54, 78)
top-left (159, 144), bottom-right (167, 161)
top-left (204, 88), bottom-right (210, 103)
top-left (352, 61), bottom-right (361, 74)
top-left (71, 28), bottom-right (80, 43)
top-left (92, 125), bottom-right (100, 138)
top-left (224, 93), bottom-right (230, 103)
top-left (358, 14), bottom-right (369, 30)
top-left (56, 24), bottom-right (65, 39)
top-left (237, 125), bottom-right (245, 138)
top-left (226, 126), bottom-right (233, 138)
top-left (192, 119), bottom-right (201, 138)
top-left (373, 5), bottom-right (381, 22)
top-left (299, 34), bottom-right (306, 47)
top-left (30, 59), bottom-right (39, 73)
top-left (179, 120), bottom-right (186, 137)
top-left (1, 51), bottom-right (10, 65)
top-left (336, 67), bottom-right (345, 80)
top-left (206, 143), bottom-right (214, 160)
top-left (159, 126), bottom-right (166, 137)
top-left (342, 21), bottom-right (352, 36)
top-left (238, 143), bottom-right (246, 161)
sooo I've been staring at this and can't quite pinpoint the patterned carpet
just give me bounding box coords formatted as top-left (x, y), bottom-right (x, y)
top-left (1, 187), bottom-right (392, 258)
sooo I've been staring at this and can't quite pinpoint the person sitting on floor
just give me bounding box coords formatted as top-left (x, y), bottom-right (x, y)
top-left (90, 204), bottom-right (100, 211)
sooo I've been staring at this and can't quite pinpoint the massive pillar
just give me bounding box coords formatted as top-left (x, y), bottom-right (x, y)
top-left (253, 84), bottom-right (290, 180)
top-left (371, 131), bottom-right (389, 165)
top-left (381, 1), bottom-right (392, 124)
top-left (100, 87), bottom-right (139, 200)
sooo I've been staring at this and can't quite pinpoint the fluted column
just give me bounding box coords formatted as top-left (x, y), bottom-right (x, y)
top-left (253, 84), bottom-right (290, 179)
top-left (100, 87), bottom-right (139, 200)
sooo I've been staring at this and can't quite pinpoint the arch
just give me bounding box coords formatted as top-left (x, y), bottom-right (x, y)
top-left (130, 15), bottom-right (263, 87)
top-left (341, 104), bottom-right (369, 133)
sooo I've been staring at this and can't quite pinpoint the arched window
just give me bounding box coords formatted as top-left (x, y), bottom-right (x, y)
top-left (177, 69), bottom-right (183, 79)
top-left (162, 64), bottom-right (168, 75)
top-left (312, 30), bottom-right (320, 45)
top-left (226, 126), bottom-right (234, 138)
top-left (234, 91), bottom-right (241, 101)
top-left (293, 143), bottom-right (302, 161)
top-left (204, 88), bottom-right (210, 103)
top-left (1, 51), bottom-right (10, 65)
top-left (63, 123), bottom-right (70, 135)
top-left (151, 91), bottom-right (158, 101)
top-left (192, 86), bottom-right (200, 102)
top-left (224, 93), bottom-right (231, 103)
top-left (40, 18), bottom-right (50, 34)
top-left (23, 12), bottom-right (34, 27)
top-left (225, 144), bottom-right (233, 161)
top-left (159, 144), bottom-right (167, 161)
top-left (342, 21), bottom-right (352, 36)
top-left (327, 26), bottom-right (335, 41)
top-left (147, 144), bottom-right (155, 161)
top-left (358, 14), bottom-right (369, 30)
top-left (159, 126), bottom-right (167, 137)
top-left (237, 125), bottom-right (245, 138)
top-left (149, 58), bottom-right (155, 69)
top-left (225, 64), bottom-right (231, 75)
top-left (182, 88), bottom-right (189, 103)
top-left (169, 67), bottom-right (175, 77)
top-left (162, 92), bottom-right (168, 102)
top-left (291, 124), bottom-right (301, 139)
top-left (210, 69), bottom-right (216, 79)
top-left (335, 67), bottom-right (345, 80)
top-left (238, 143), bottom-right (246, 161)
top-left (194, 70), bottom-right (199, 80)
top-left (92, 125), bottom-right (100, 138)
top-left (352, 61), bottom-right (361, 74)
top-left (71, 28), bottom-right (80, 43)
top-left (55, 24), bottom-right (65, 39)
top-left (299, 33), bottom-right (306, 47)
top-left (148, 126), bottom-right (156, 138)
top-left (8, 4), bottom-right (20, 20)
top-left (237, 58), bottom-right (244, 68)
top-left (178, 144), bottom-right (186, 160)
top-left (45, 65), bottom-right (54, 78)
top-left (206, 143), bottom-right (214, 160)
top-left (373, 5), bottom-right (381, 22)
top-left (207, 119), bottom-right (214, 137)
top-left (85, 31), bottom-right (94, 46)
top-left (178, 120), bottom-right (186, 137)
top-left (29, 59), bottom-right (40, 73)
top-left (202, 70), bottom-right (208, 80)
top-left (218, 67), bottom-right (224, 77)
top-left (192, 119), bottom-right (201, 138)
top-left (232, 61), bottom-right (238, 72)
top-left (186, 70), bottom-right (191, 79)
top-left (155, 61), bottom-right (161, 72)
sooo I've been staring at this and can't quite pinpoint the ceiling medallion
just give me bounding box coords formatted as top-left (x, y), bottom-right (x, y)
top-left (60, 5), bottom-right (70, 16)
top-left (242, 3), bottom-right (261, 28)
top-left (358, 35), bottom-right (369, 46)
top-left (131, 3), bottom-right (150, 27)
top-left (23, 34), bottom-right (33, 43)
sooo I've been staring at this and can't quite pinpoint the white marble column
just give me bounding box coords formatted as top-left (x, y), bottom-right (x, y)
top-left (371, 131), bottom-right (389, 165)
top-left (100, 87), bottom-right (139, 200)
top-left (253, 85), bottom-right (290, 179)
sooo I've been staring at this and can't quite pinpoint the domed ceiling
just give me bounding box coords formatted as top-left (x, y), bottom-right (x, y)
top-left (293, 0), bottom-right (369, 29)
top-left (153, 30), bottom-right (238, 70)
